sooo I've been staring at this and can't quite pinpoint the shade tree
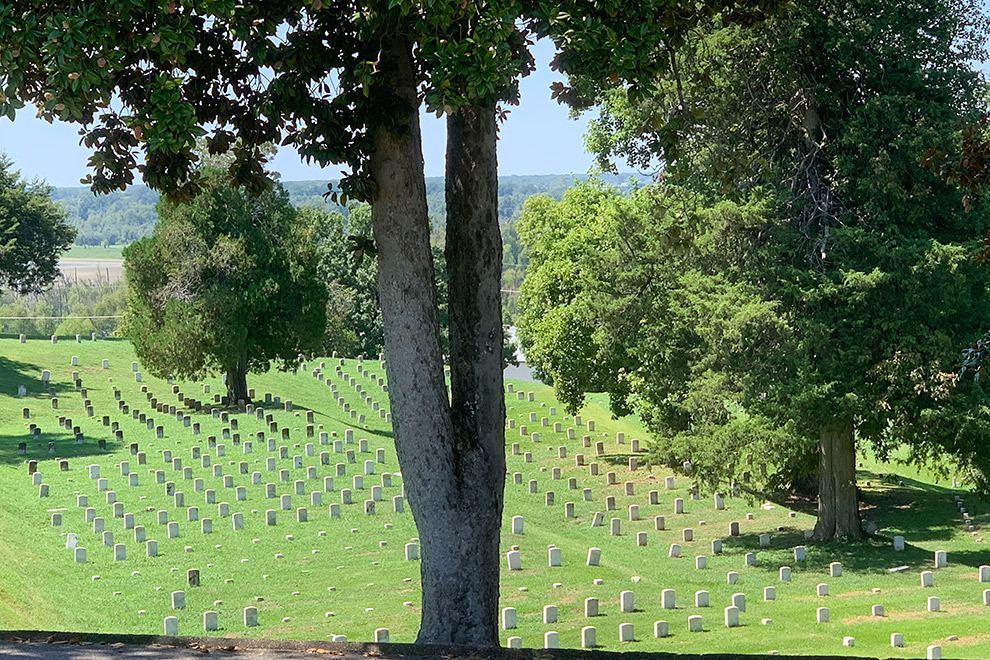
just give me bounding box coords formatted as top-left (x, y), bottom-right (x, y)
top-left (521, 0), bottom-right (990, 540)
top-left (122, 167), bottom-right (326, 403)
top-left (0, 156), bottom-right (76, 295)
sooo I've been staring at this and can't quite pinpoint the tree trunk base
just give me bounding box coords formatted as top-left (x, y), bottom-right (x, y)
top-left (225, 355), bottom-right (248, 405)
top-left (813, 420), bottom-right (863, 541)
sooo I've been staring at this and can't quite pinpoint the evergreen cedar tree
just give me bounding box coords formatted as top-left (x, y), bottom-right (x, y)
top-left (0, 157), bottom-right (75, 295)
top-left (519, 0), bottom-right (990, 541)
top-left (122, 169), bottom-right (327, 404)
top-left (0, 0), bottom-right (783, 644)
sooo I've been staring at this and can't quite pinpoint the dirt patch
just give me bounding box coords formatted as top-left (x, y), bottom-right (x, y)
top-left (848, 603), bottom-right (989, 623)
top-left (832, 589), bottom-right (886, 599)
top-left (58, 258), bottom-right (123, 284)
top-left (947, 633), bottom-right (990, 646)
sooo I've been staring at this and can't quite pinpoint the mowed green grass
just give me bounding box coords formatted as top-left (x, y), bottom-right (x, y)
top-left (0, 337), bottom-right (989, 658)
top-left (61, 245), bottom-right (126, 260)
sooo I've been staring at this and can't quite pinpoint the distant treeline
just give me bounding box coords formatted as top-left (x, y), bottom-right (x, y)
top-left (53, 173), bottom-right (651, 246)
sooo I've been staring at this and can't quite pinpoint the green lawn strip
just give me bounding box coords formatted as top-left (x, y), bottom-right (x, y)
top-left (61, 245), bottom-right (126, 260)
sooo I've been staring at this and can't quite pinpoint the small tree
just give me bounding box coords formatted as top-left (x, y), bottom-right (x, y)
top-left (0, 156), bottom-right (76, 295)
top-left (123, 169), bottom-right (326, 403)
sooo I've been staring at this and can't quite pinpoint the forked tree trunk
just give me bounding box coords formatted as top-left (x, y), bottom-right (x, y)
top-left (812, 419), bottom-right (862, 541)
top-left (437, 103), bottom-right (507, 645)
top-left (225, 353), bottom-right (248, 405)
top-left (368, 36), bottom-right (502, 645)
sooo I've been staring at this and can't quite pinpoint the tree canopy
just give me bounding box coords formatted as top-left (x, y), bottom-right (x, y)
top-left (122, 167), bottom-right (326, 403)
top-left (0, 156), bottom-right (76, 294)
top-left (520, 0), bottom-right (990, 540)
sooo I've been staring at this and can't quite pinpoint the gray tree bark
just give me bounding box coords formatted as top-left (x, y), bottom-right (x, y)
top-left (368, 38), bottom-right (504, 645)
top-left (225, 353), bottom-right (248, 404)
top-left (812, 419), bottom-right (862, 541)
top-left (430, 102), bottom-right (507, 645)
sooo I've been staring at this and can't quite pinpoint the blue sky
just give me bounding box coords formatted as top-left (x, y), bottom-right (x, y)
top-left (0, 40), bottom-right (596, 187)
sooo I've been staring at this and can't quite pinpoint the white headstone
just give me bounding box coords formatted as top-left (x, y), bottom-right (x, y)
top-left (244, 606), bottom-right (258, 627)
top-left (724, 605), bottom-right (739, 628)
top-left (581, 626), bottom-right (596, 648)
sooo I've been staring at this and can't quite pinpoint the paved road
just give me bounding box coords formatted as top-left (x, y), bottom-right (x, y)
top-left (0, 640), bottom-right (248, 659)
top-left (0, 634), bottom-right (865, 660)
top-left (0, 639), bottom-right (381, 660)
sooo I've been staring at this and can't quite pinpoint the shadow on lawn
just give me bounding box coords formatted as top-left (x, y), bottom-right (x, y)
top-left (319, 412), bottom-right (393, 440)
top-left (733, 467), bottom-right (978, 573)
top-left (0, 355), bottom-right (72, 399)
top-left (0, 433), bottom-right (120, 468)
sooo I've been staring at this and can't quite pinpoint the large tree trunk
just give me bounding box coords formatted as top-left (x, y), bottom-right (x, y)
top-left (435, 103), bottom-right (507, 645)
top-left (225, 353), bottom-right (248, 404)
top-left (368, 37), bottom-right (502, 645)
top-left (812, 419), bottom-right (862, 541)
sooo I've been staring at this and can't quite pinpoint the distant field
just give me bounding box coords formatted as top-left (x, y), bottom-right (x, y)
top-left (0, 338), bottom-right (988, 657)
top-left (63, 245), bottom-right (127, 260)
top-left (59, 245), bottom-right (125, 283)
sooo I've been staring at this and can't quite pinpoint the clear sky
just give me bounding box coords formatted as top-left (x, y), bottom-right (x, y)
top-left (0, 40), bottom-right (596, 187)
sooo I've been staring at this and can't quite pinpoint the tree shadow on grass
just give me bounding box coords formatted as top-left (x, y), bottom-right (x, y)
top-left (732, 468), bottom-right (977, 574)
top-left (0, 433), bottom-right (120, 468)
top-left (0, 355), bottom-right (72, 398)
top-left (318, 413), bottom-right (393, 440)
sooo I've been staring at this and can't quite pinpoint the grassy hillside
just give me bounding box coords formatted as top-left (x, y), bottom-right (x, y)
top-left (0, 337), bottom-right (987, 657)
